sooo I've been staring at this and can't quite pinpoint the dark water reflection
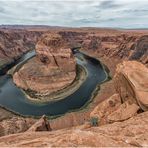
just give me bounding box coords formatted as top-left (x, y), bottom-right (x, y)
top-left (0, 51), bottom-right (108, 117)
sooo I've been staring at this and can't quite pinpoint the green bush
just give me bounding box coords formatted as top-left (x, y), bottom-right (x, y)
top-left (90, 117), bottom-right (99, 126)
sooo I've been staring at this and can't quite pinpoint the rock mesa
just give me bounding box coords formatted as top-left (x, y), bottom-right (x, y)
top-left (13, 33), bottom-right (76, 94)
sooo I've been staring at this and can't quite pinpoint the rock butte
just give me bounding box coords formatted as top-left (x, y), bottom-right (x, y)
top-left (0, 27), bottom-right (148, 146)
top-left (13, 33), bottom-right (76, 94)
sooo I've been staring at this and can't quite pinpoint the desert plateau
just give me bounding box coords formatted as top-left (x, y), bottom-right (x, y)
top-left (0, 0), bottom-right (148, 147)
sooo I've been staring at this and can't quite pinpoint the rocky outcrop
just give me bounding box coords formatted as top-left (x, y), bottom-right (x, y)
top-left (114, 61), bottom-right (148, 111)
top-left (90, 94), bottom-right (121, 125)
top-left (107, 101), bottom-right (140, 123)
top-left (0, 114), bottom-right (51, 137)
top-left (13, 33), bottom-right (76, 94)
top-left (0, 111), bottom-right (148, 147)
top-left (36, 33), bottom-right (75, 72)
top-left (0, 117), bottom-right (36, 137)
top-left (27, 115), bottom-right (51, 132)
top-left (90, 60), bottom-right (147, 125)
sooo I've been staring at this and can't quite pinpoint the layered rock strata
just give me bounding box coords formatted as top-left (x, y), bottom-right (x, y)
top-left (27, 115), bottom-right (51, 132)
top-left (13, 33), bottom-right (76, 94)
top-left (0, 28), bottom-right (148, 146)
top-left (0, 111), bottom-right (148, 147)
top-left (90, 61), bottom-right (148, 125)
top-left (114, 61), bottom-right (148, 111)
top-left (58, 30), bottom-right (148, 66)
top-left (0, 29), bottom-right (43, 72)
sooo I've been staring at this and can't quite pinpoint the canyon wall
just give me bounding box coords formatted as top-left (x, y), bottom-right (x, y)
top-left (36, 33), bottom-right (75, 72)
top-left (0, 29), bottom-right (44, 71)
top-left (58, 30), bottom-right (148, 66)
top-left (1, 28), bottom-right (147, 71)
top-left (0, 28), bottom-right (148, 146)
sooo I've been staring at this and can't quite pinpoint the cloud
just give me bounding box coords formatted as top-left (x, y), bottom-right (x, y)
top-left (99, 0), bottom-right (121, 9)
top-left (0, 0), bottom-right (148, 28)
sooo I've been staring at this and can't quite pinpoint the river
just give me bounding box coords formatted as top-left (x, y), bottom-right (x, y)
top-left (0, 50), bottom-right (108, 117)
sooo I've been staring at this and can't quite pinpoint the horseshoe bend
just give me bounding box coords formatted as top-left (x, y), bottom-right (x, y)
top-left (0, 26), bottom-right (148, 147)
top-left (13, 33), bottom-right (78, 101)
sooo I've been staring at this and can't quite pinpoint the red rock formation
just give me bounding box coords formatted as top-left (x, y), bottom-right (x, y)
top-left (0, 28), bottom-right (148, 146)
top-left (90, 94), bottom-right (121, 125)
top-left (13, 33), bottom-right (76, 94)
top-left (57, 30), bottom-right (148, 66)
top-left (114, 61), bottom-right (148, 111)
top-left (0, 111), bottom-right (148, 147)
top-left (90, 61), bottom-right (147, 125)
top-left (129, 35), bottom-right (148, 65)
top-left (0, 117), bottom-right (36, 137)
top-left (0, 29), bottom-right (43, 70)
top-left (107, 101), bottom-right (140, 123)
top-left (36, 33), bottom-right (75, 72)
top-left (27, 115), bottom-right (51, 132)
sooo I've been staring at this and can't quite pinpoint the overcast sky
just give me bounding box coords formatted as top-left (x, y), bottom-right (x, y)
top-left (0, 0), bottom-right (148, 28)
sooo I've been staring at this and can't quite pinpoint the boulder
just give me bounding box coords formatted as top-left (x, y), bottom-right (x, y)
top-left (27, 115), bottom-right (51, 132)
top-left (114, 61), bottom-right (148, 111)
top-left (107, 101), bottom-right (140, 123)
top-left (90, 94), bottom-right (121, 125)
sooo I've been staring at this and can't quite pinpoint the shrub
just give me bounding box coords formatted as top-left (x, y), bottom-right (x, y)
top-left (90, 117), bottom-right (99, 126)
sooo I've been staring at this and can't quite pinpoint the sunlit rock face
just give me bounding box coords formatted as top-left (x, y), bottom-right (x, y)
top-left (0, 111), bottom-right (148, 147)
top-left (0, 29), bottom-right (42, 70)
top-left (114, 61), bottom-right (148, 111)
top-left (90, 60), bottom-right (148, 125)
top-left (36, 33), bottom-right (76, 72)
top-left (13, 32), bottom-right (76, 94)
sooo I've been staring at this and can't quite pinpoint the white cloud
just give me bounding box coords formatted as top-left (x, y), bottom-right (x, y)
top-left (0, 0), bottom-right (148, 28)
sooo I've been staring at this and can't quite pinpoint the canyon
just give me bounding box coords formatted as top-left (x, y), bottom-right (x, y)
top-left (0, 26), bottom-right (148, 147)
top-left (13, 33), bottom-right (76, 95)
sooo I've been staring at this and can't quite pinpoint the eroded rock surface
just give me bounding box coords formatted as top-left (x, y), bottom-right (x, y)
top-left (0, 117), bottom-right (35, 137)
top-left (90, 94), bottom-right (121, 125)
top-left (114, 61), bottom-right (148, 111)
top-left (0, 111), bottom-right (148, 147)
top-left (0, 29), bottom-right (43, 73)
top-left (27, 115), bottom-right (51, 132)
top-left (55, 30), bottom-right (148, 66)
top-left (13, 33), bottom-right (76, 94)
top-left (0, 27), bottom-right (148, 146)
top-left (107, 101), bottom-right (140, 123)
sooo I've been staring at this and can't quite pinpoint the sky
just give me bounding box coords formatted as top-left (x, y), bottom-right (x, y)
top-left (0, 0), bottom-right (148, 28)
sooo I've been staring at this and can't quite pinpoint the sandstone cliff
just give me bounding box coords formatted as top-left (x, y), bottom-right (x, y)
top-left (0, 29), bottom-right (44, 71)
top-left (55, 30), bottom-right (148, 66)
top-left (90, 61), bottom-right (148, 125)
top-left (114, 61), bottom-right (148, 111)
